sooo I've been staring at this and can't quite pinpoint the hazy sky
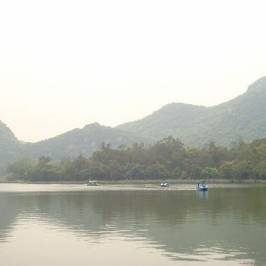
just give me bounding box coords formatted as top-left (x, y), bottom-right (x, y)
top-left (1, 0), bottom-right (266, 142)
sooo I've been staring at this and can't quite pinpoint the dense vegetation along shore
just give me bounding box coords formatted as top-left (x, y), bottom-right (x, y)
top-left (7, 136), bottom-right (266, 182)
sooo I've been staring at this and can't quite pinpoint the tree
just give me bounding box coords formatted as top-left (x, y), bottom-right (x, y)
top-left (201, 167), bottom-right (219, 179)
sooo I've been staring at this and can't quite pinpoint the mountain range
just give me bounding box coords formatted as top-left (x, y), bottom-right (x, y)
top-left (1, 77), bottom-right (266, 173)
top-left (118, 77), bottom-right (266, 146)
top-left (0, 123), bottom-right (147, 173)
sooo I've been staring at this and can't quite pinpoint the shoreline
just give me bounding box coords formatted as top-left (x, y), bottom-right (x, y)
top-left (1, 178), bottom-right (266, 185)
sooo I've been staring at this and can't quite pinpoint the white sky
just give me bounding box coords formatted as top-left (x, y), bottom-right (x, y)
top-left (0, 0), bottom-right (266, 142)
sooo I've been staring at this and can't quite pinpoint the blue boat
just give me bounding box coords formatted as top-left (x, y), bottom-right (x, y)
top-left (196, 182), bottom-right (208, 191)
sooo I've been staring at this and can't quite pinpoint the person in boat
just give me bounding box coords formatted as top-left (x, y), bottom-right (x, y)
top-left (160, 182), bottom-right (169, 187)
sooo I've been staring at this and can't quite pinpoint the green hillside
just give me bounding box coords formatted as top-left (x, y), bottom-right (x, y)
top-left (23, 123), bottom-right (148, 160)
top-left (2, 77), bottom-right (266, 174)
top-left (118, 77), bottom-right (266, 146)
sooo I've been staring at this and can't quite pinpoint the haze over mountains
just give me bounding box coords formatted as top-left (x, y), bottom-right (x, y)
top-left (118, 77), bottom-right (266, 146)
top-left (0, 123), bottom-right (147, 172)
top-left (23, 123), bottom-right (148, 159)
top-left (1, 77), bottom-right (266, 172)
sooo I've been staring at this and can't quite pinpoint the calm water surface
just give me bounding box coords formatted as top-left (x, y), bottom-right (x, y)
top-left (0, 184), bottom-right (266, 266)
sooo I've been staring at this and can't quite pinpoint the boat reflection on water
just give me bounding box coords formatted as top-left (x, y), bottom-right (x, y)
top-left (196, 190), bottom-right (209, 200)
top-left (0, 186), bottom-right (266, 265)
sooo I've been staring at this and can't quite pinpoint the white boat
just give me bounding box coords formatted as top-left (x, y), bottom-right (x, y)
top-left (87, 180), bottom-right (98, 186)
top-left (160, 182), bottom-right (169, 188)
top-left (197, 182), bottom-right (208, 191)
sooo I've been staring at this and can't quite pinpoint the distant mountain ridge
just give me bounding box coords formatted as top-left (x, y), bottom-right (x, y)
top-left (22, 123), bottom-right (149, 160)
top-left (0, 122), bottom-right (148, 173)
top-left (117, 77), bottom-right (266, 146)
top-left (1, 77), bottom-right (266, 173)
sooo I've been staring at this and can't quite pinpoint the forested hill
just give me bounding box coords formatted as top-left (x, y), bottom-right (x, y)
top-left (118, 77), bottom-right (266, 146)
top-left (0, 121), bottom-right (20, 172)
top-left (22, 123), bottom-right (149, 159)
top-left (8, 136), bottom-right (266, 181)
top-left (2, 77), bottom-right (266, 174)
top-left (0, 121), bottom-right (148, 174)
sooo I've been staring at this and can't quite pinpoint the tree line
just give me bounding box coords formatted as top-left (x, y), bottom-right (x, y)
top-left (7, 136), bottom-right (266, 181)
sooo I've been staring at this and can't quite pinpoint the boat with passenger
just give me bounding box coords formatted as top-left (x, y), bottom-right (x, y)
top-left (87, 180), bottom-right (98, 186)
top-left (160, 182), bottom-right (169, 188)
top-left (196, 181), bottom-right (208, 191)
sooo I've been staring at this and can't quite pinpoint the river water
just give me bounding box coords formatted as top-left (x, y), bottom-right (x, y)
top-left (0, 183), bottom-right (265, 265)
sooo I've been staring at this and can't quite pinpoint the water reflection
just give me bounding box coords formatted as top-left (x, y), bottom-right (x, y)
top-left (196, 191), bottom-right (209, 200)
top-left (0, 187), bottom-right (266, 265)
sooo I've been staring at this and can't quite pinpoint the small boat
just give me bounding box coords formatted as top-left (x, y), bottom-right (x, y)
top-left (87, 180), bottom-right (98, 186)
top-left (160, 182), bottom-right (169, 188)
top-left (197, 182), bottom-right (208, 192)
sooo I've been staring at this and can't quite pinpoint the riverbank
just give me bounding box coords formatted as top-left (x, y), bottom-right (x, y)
top-left (0, 182), bottom-right (266, 193)
top-left (1, 178), bottom-right (266, 185)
